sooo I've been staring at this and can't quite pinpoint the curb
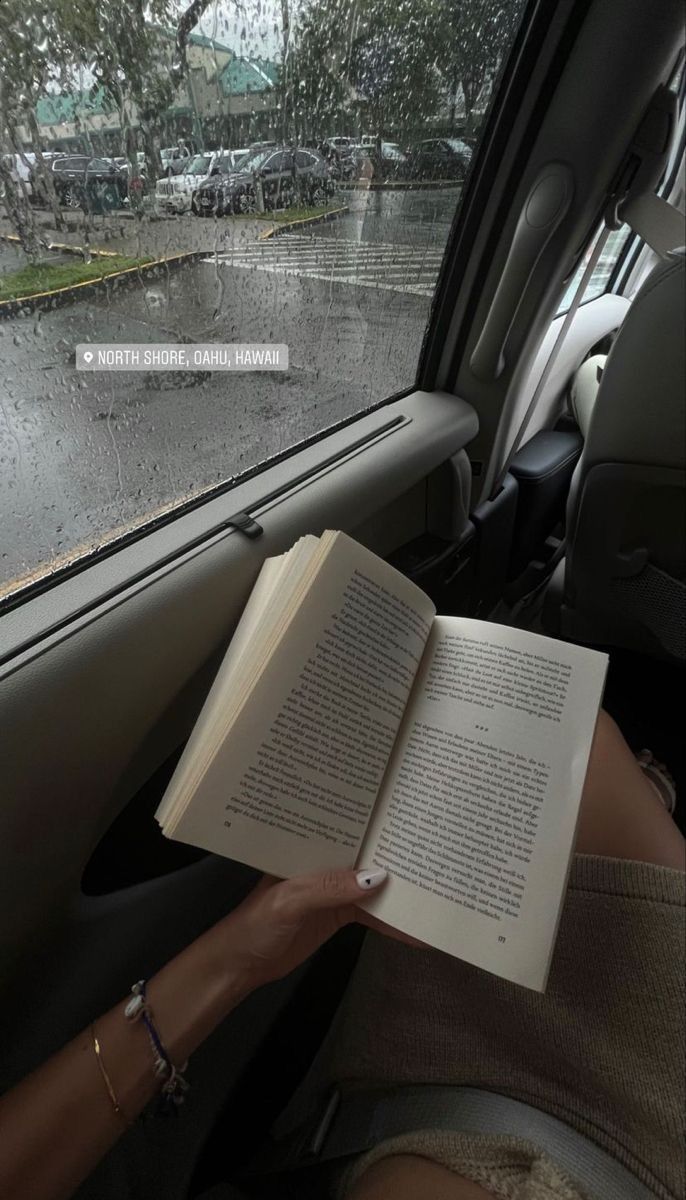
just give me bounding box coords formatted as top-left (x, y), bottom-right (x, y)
top-left (0, 232), bottom-right (120, 259)
top-left (258, 205), bottom-right (349, 240)
top-left (0, 250), bottom-right (200, 319)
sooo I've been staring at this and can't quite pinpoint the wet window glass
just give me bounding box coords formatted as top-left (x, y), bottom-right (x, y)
top-left (557, 225), bottom-right (632, 314)
top-left (0, 0), bottom-right (527, 601)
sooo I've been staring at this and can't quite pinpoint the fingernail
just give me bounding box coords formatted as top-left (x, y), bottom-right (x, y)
top-left (356, 867), bottom-right (388, 890)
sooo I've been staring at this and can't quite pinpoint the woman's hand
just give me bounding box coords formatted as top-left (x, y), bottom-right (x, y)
top-left (0, 865), bottom-right (393, 1200)
top-left (220, 866), bottom-right (388, 988)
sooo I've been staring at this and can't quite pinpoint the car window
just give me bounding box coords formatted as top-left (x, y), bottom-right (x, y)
top-left (557, 225), bottom-right (633, 314)
top-left (185, 154), bottom-right (212, 175)
top-left (446, 139), bottom-right (471, 155)
top-left (240, 149), bottom-right (273, 173)
top-left (263, 152), bottom-right (285, 172)
top-left (57, 157), bottom-right (87, 170)
top-left (0, 0), bottom-right (528, 603)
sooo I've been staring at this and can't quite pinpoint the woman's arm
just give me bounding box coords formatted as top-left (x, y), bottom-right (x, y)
top-left (0, 865), bottom-right (387, 1200)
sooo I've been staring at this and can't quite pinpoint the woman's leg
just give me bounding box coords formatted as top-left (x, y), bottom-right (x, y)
top-left (575, 709), bottom-right (685, 869)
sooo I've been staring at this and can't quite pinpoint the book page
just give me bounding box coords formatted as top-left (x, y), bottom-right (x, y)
top-left (360, 617), bottom-right (607, 990)
top-left (156, 536), bottom-right (321, 829)
top-left (163, 532), bottom-right (436, 878)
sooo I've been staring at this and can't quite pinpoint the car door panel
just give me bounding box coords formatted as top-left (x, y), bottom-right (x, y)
top-left (0, 389), bottom-right (478, 982)
top-left (0, 387), bottom-right (477, 1200)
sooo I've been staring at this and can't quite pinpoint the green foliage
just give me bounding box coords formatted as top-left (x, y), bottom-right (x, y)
top-left (437, 0), bottom-right (522, 118)
top-left (349, 0), bottom-right (446, 129)
top-left (0, 1), bottom-right (56, 124)
top-left (288, 0), bottom-right (353, 136)
top-left (289, 0), bottom-right (523, 135)
top-left (0, 0), bottom-right (179, 135)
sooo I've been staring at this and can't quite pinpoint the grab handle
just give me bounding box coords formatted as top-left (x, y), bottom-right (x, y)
top-left (470, 163), bottom-right (574, 382)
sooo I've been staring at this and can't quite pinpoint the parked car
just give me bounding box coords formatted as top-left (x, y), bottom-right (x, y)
top-left (156, 150), bottom-right (250, 215)
top-left (319, 141), bottom-right (359, 182)
top-left (113, 153), bottom-right (148, 194)
top-left (322, 136), bottom-right (355, 151)
top-left (160, 146), bottom-right (191, 177)
top-left (377, 141), bottom-right (409, 177)
top-left (192, 151), bottom-right (252, 217)
top-left (190, 150), bottom-right (251, 216)
top-left (0, 152), bottom-right (33, 200)
top-left (157, 151), bottom-right (219, 214)
top-left (32, 155), bottom-right (128, 211)
top-left (409, 137), bottom-right (472, 181)
top-left (195, 146), bottom-right (336, 216)
top-left (353, 140), bottom-right (409, 181)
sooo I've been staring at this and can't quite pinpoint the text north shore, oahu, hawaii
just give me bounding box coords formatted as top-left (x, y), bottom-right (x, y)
top-left (76, 344), bottom-right (289, 371)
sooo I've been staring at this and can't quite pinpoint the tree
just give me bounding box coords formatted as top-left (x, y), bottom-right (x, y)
top-left (290, 0), bottom-right (444, 141)
top-left (349, 0), bottom-right (445, 136)
top-left (437, 0), bottom-right (522, 127)
top-left (289, 0), bottom-right (354, 140)
top-left (0, 0), bottom-right (224, 253)
top-left (51, 0), bottom-right (177, 184)
top-left (0, 0), bottom-right (68, 252)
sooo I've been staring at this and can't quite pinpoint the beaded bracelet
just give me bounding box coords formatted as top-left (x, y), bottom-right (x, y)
top-left (124, 980), bottom-right (190, 1114)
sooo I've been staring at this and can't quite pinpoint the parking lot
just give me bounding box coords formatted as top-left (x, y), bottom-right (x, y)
top-left (0, 187), bottom-right (459, 595)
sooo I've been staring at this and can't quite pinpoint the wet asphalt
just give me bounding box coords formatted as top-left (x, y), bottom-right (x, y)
top-left (0, 188), bottom-right (460, 595)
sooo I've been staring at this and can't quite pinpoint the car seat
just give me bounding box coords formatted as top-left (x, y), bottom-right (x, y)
top-left (545, 248), bottom-right (685, 660)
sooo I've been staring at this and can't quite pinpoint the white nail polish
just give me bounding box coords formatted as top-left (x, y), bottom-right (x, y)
top-left (356, 867), bottom-right (388, 890)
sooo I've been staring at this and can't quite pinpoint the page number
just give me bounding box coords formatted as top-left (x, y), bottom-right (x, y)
top-left (498, 935), bottom-right (507, 943)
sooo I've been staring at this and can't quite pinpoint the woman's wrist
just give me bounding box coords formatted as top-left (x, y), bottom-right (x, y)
top-left (200, 909), bottom-right (264, 1008)
top-left (142, 917), bottom-right (256, 1070)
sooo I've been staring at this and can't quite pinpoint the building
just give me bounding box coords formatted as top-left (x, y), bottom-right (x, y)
top-left (23, 31), bottom-right (280, 154)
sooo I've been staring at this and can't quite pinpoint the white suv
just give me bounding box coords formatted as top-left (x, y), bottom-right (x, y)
top-left (155, 151), bottom-right (226, 214)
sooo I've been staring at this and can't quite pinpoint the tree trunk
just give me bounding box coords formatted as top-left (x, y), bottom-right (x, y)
top-left (172, 0), bottom-right (218, 85)
top-left (449, 67), bottom-right (459, 126)
top-left (0, 156), bottom-right (41, 262)
top-left (280, 0), bottom-right (291, 144)
top-left (26, 110), bottom-right (65, 233)
top-left (140, 122), bottom-right (159, 189)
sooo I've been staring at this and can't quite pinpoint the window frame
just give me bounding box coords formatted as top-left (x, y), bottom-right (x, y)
top-left (0, 390), bottom-right (478, 665)
top-left (0, 0), bottom-right (555, 616)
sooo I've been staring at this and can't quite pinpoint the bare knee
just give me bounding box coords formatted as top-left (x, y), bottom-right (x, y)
top-left (575, 710), bottom-right (685, 869)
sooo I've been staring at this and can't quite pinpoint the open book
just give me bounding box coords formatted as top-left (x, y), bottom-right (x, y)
top-left (157, 530), bottom-right (607, 991)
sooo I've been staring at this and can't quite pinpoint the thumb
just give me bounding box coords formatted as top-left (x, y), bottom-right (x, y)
top-left (276, 866), bottom-right (388, 918)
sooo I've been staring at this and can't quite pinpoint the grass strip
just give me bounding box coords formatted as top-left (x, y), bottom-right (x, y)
top-left (0, 254), bottom-right (155, 301)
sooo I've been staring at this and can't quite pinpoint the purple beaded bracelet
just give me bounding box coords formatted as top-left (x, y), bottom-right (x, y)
top-left (124, 980), bottom-right (189, 1114)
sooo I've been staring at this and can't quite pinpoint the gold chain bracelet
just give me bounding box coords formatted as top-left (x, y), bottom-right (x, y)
top-left (90, 1023), bottom-right (132, 1126)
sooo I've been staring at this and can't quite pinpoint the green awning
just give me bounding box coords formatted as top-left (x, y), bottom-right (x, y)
top-left (36, 87), bottom-right (115, 126)
top-left (220, 58), bottom-right (279, 97)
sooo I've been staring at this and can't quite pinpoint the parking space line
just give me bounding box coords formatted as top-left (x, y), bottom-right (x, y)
top-left (200, 235), bottom-right (445, 297)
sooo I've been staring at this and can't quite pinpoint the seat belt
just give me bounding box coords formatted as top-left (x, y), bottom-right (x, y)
top-left (620, 191), bottom-right (685, 257)
top-left (490, 190), bottom-right (683, 498)
top-left (254, 1083), bottom-right (659, 1200)
top-left (490, 220), bottom-right (611, 498)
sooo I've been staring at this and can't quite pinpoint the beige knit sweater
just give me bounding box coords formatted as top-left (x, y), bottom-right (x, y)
top-left (274, 856), bottom-right (686, 1200)
top-left (341, 1131), bottom-right (591, 1198)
